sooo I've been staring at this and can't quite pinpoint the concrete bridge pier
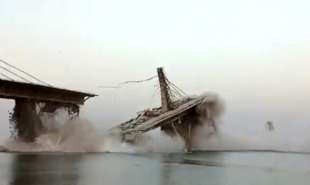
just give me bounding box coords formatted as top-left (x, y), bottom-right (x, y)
top-left (10, 99), bottom-right (45, 142)
top-left (10, 99), bottom-right (81, 142)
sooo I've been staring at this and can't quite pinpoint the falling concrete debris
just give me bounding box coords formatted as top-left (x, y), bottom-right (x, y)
top-left (9, 100), bottom-right (83, 142)
top-left (112, 67), bottom-right (224, 152)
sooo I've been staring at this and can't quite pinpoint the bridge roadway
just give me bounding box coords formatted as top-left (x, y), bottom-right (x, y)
top-left (0, 79), bottom-right (96, 105)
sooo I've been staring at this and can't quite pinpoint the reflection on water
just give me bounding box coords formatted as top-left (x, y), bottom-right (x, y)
top-left (159, 152), bottom-right (225, 185)
top-left (2, 151), bottom-right (310, 185)
top-left (9, 154), bottom-right (81, 185)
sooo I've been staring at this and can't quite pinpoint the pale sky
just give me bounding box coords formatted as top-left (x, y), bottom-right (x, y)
top-left (0, 0), bottom-right (309, 149)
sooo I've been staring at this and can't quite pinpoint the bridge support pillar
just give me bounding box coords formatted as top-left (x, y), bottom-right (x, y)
top-left (10, 99), bottom-right (45, 142)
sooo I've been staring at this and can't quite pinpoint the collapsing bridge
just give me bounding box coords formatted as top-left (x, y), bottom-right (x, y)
top-left (0, 60), bottom-right (96, 141)
top-left (0, 59), bottom-right (222, 152)
top-left (113, 68), bottom-right (223, 152)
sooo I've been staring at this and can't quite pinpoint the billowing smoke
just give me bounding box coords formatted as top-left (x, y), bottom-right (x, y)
top-left (4, 113), bottom-right (149, 153)
top-left (6, 93), bottom-right (290, 153)
top-left (3, 93), bottom-right (227, 153)
top-left (5, 118), bottom-right (100, 152)
top-left (0, 83), bottom-right (308, 154)
top-left (195, 93), bottom-right (225, 131)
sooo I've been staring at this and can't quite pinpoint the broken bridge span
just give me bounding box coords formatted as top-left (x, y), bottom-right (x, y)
top-left (0, 60), bottom-right (96, 141)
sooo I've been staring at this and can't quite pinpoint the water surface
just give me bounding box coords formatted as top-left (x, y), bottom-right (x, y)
top-left (0, 151), bottom-right (309, 185)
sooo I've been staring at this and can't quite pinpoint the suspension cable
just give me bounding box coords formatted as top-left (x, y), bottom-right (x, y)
top-left (0, 59), bottom-right (52, 86)
top-left (0, 65), bottom-right (32, 83)
top-left (0, 72), bottom-right (15, 81)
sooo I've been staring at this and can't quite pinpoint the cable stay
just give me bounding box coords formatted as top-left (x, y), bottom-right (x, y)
top-left (0, 65), bottom-right (33, 83)
top-left (0, 59), bottom-right (52, 87)
top-left (0, 72), bottom-right (15, 81)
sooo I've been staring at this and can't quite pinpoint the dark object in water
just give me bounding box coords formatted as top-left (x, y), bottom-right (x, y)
top-left (266, 121), bottom-right (275, 131)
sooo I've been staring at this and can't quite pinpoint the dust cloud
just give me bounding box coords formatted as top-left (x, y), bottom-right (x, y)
top-left (2, 93), bottom-right (224, 153)
top-left (3, 117), bottom-right (187, 153)
top-left (2, 93), bottom-right (307, 153)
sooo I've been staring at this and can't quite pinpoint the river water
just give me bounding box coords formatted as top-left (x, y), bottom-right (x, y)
top-left (0, 151), bottom-right (309, 185)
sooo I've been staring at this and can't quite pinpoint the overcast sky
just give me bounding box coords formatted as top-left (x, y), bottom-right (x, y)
top-left (0, 0), bottom-right (309, 148)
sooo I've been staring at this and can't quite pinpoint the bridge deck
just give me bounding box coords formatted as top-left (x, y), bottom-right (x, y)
top-left (115, 95), bottom-right (207, 141)
top-left (0, 79), bottom-right (96, 105)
